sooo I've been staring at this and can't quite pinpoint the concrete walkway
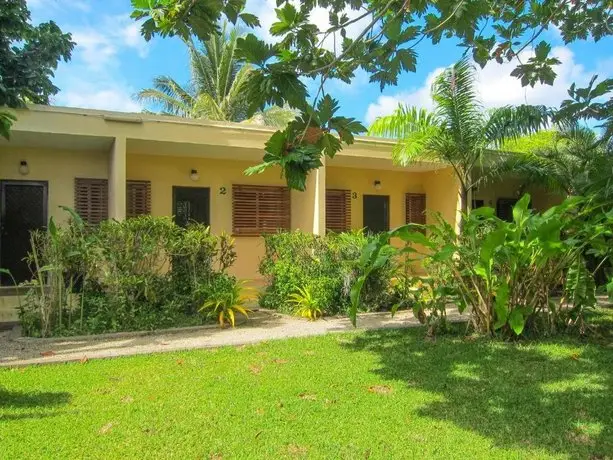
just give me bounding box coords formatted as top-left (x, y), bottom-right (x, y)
top-left (0, 308), bottom-right (463, 367)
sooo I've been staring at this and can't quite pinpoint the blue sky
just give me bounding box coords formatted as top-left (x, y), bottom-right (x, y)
top-left (27, 0), bottom-right (613, 125)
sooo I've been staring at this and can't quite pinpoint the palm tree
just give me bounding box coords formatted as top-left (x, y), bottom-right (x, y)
top-left (136, 25), bottom-right (295, 127)
top-left (368, 58), bottom-right (550, 229)
top-left (507, 126), bottom-right (613, 199)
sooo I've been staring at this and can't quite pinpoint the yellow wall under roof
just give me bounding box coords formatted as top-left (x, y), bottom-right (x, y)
top-left (0, 146), bottom-right (109, 224)
top-left (326, 165), bottom-right (460, 231)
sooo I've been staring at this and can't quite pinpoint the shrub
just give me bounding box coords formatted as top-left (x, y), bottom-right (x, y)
top-left (352, 194), bottom-right (613, 338)
top-left (259, 230), bottom-right (395, 315)
top-left (18, 212), bottom-right (237, 337)
top-left (289, 286), bottom-right (323, 320)
top-left (199, 276), bottom-right (252, 327)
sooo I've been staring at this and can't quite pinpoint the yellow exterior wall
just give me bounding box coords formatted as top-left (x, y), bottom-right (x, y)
top-left (0, 146), bottom-right (109, 224)
top-left (474, 177), bottom-right (562, 212)
top-left (422, 167), bottom-right (461, 230)
top-left (327, 166), bottom-right (425, 230)
top-left (326, 165), bottom-right (459, 231)
top-left (127, 153), bottom-right (308, 281)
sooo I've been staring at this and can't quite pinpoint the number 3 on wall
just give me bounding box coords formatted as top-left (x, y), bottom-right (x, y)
top-left (219, 186), bottom-right (227, 195)
top-left (352, 192), bottom-right (358, 199)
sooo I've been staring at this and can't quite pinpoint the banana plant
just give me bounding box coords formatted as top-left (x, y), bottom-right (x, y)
top-left (351, 194), bottom-right (613, 337)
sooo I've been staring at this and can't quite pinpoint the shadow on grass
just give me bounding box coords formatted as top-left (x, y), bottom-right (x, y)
top-left (0, 388), bottom-right (71, 421)
top-left (344, 326), bottom-right (613, 459)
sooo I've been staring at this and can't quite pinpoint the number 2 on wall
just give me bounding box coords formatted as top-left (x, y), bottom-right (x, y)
top-left (219, 187), bottom-right (227, 195)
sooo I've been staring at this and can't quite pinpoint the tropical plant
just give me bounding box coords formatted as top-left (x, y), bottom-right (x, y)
top-left (351, 194), bottom-right (613, 338)
top-left (19, 212), bottom-right (238, 337)
top-left (136, 24), bottom-right (295, 127)
top-left (289, 286), bottom-right (323, 321)
top-left (132, 1), bottom-right (613, 191)
top-left (259, 230), bottom-right (395, 316)
top-left (1, 0), bottom-right (74, 138)
top-left (392, 275), bottom-right (453, 336)
top-left (199, 277), bottom-right (252, 327)
top-left (507, 125), bottom-right (613, 200)
top-left (368, 58), bottom-right (550, 228)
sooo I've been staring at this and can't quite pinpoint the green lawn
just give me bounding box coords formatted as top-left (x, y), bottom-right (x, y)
top-left (1, 325), bottom-right (612, 459)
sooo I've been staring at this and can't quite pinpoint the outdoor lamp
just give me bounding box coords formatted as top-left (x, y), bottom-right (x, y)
top-left (374, 180), bottom-right (382, 190)
top-left (190, 169), bottom-right (200, 181)
top-left (19, 160), bottom-right (29, 176)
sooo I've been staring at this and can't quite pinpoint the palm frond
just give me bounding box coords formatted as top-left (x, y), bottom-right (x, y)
top-left (192, 93), bottom-right (225, 120)
top-left (391, 128), bottom-right (447, 166)
top-left (484, 104), bottom-right (552, 148)
top-left (368, 105), bottom-right (438, 139)
top-left (187, 38), bottom-right (216, 96)
top-left (217, 25), bottom-right (240, 101)
top-left (432, 57), bottom-right (485, 148)
top-left (134, 86), bottom-right (193, 117)
top-left (139, 24), bottom-right (254, 122)
top-left (221, 64), bottom-right (252, 121)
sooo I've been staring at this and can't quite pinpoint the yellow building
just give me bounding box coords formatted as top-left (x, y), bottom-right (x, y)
top-left (0, 105), bottom-right (559, 323)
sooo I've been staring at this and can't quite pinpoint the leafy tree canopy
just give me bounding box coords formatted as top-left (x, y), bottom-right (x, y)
top-left (131, 0), bottom-right (613, 190)
top-left (0, 0), bottom-right (75, 139)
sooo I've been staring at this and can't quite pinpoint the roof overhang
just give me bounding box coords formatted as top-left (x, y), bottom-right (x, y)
top-left (1, 105), bottom-right (446, 171)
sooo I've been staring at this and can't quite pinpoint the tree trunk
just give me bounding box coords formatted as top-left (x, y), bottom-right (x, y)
top-left (458, 185), bottom-right (470, 234)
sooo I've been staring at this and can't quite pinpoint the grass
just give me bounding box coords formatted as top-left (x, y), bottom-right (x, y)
top-left (1, 325), bottom-right (613, 459)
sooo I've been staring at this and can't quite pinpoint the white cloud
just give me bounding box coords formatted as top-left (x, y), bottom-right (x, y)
top-left (365, 67), bottom-right (445, 123)
top-left (70, 16), bottom-right (149, 71)
top-left (365, 46), bottom-right (601, 125)
top-left (48, 14), bottom-right (150, 113)
top-left (54, 82), bottom-right (142, 113)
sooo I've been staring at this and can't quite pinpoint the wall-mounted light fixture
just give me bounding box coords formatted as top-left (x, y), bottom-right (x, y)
top-left (190, 169), bottom-right (200, 181)
top-left (19, 160), bottom-right (29, 176)
top-left (374, 180), bottom-right (382, 191)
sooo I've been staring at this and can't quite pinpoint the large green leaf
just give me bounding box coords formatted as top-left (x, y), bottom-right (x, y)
top-left (512, 193), bottom-right (532, 227)
top-left (328, 116), bottom-right (365, 143)
top-left (264, 130), bottom-right (287, 156)
top-left (236, 34), bottom-right (275, 66)
top-left (508, 309), bottom-right (525, 335)
top-left (317, 95), bottom-right (339, 125)
top-left (270, 3), bottom-right (301, 36)
top-left (480, 228), bottom-right (506, 265)
top-left (493, 283), bottom-right (510, 329)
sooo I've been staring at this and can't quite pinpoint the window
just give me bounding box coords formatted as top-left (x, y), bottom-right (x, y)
top-left (127, 180), bottom-right (151, 217)
top-left (75, 178), bottom-right (152, 224)
top-left (496, 197), bottom-right (519, 222)
top-left (325, 189), bottom-right (351, 233)
top-left (405, 193), bottom-right (426, 227)
top-left (232, 184), bottom-right (290, 236)
top-left (74, 178), bottom-right (108, 224)
top-left (472, 199), bottom-right (485, 209)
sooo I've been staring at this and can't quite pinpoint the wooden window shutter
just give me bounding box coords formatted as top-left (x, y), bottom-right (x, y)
top-left (74, 178), bottom-right (108, 224)
top-left (326, 189), bottom-right (351, 233)
top-left (126, 180), bottom-right (151, 217)
top-left (405, 193), bottom-right (426, 227)
top-left (232, 184), bottom-right (290, 236)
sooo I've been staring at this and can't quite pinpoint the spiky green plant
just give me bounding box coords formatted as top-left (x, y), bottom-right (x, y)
top-left (368, 57), bottom-right (551, 229)
top-left (289, 286), bottom-right (323, 321)
top-left (200, 279), bottom-right (252, 328)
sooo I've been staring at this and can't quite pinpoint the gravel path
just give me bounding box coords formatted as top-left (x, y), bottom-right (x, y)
top-left (0, 307), bottom-right (463, 367)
